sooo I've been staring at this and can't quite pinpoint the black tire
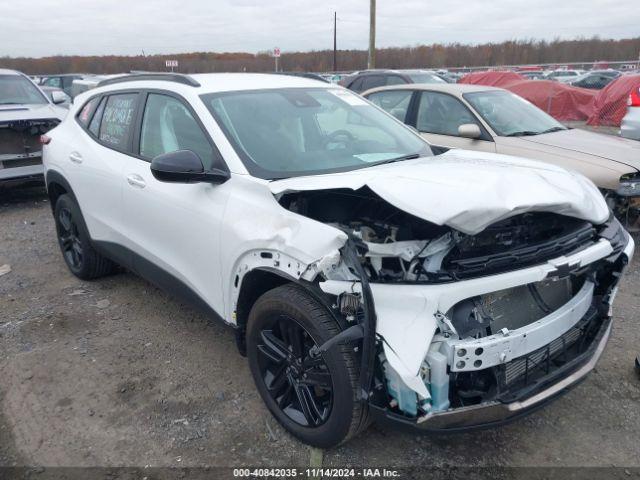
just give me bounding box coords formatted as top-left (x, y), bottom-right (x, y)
top-left (54, 194), bottom-right (116, 280)
top-left (247, 283), bottom-right (368, 447)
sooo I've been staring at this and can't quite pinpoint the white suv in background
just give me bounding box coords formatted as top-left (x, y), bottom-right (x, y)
top-left (43, 73), bottom-right (633, 447)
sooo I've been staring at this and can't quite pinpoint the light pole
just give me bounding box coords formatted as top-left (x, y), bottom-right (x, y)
top-left (333, 11), bottom-right (337, 72)
top-left (368, 0), bottom-right (376, 69)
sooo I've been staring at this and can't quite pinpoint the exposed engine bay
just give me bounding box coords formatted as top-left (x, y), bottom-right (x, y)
top-left (280, 187), bottom-right (597, 284)
top-left (278, 186), bottom-right (632, 421)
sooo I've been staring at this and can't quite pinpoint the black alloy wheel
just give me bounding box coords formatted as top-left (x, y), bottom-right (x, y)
top-left (57, 206), bottom-right (83, 270)
top-left (246, 284), bottom-right (369, 447)
top-left (256, 314), bottom-right (333, 427)
top-left (53, 194), bottom-right (116, 280)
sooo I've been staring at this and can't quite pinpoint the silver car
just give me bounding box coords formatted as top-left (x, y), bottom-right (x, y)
top-left (0, 69), bottom-right (67, 183)
top-left (620, 85), bottom-right (640, 141)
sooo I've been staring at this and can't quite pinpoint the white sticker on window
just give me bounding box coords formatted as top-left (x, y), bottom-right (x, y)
top-left (329, 89), bottom-right (368, 106)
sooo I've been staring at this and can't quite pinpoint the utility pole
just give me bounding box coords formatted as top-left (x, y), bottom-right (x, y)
top-left (368, 0), bottom-right (376, 69)
top-left (333, 11), bottom-right (337, 72)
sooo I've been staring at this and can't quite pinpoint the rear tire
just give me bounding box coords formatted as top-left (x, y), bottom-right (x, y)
top-left (246, 283), bottom-right (369, 447)
top-left (54, 194), bottom-right (116, 280)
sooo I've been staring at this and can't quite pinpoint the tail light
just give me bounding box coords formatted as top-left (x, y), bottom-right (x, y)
top-left (40, 135), bottom-right (51, 145)
top-left (629, 87), bottom-right (640, 107)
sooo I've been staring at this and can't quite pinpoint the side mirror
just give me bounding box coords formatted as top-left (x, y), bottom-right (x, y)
top-left (458, 123), bottom-right (482, 139)
top-left (150, 150), bottom-right (230, 184)
top-left (50, 90), bottom-right (68, 105)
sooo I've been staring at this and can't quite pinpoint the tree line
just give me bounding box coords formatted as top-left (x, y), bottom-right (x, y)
top-left (2, 37), bottom-right (640, 75)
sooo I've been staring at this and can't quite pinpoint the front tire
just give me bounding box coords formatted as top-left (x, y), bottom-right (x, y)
top-left (54, 194), bottom-right (116, 280)
top-left (247, 284), bottom-right (368, 447)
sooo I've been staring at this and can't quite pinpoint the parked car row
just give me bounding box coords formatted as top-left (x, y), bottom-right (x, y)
top-left (38, 72), bottom-right (633, 447)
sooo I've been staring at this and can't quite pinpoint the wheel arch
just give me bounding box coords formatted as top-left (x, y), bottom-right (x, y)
top-left (233, 267), bottom-right (293, 355)
top-left (232, 263), bottom-right (344, 356)
top-left (45, 170), bottom-right (77, 212)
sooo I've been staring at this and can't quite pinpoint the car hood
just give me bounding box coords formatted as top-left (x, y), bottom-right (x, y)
top-left (518, 128), bottom-right (640, 172)
top-left (269, 149), bottom-right (609, 235)
top-left (0, 103), bottom-right (66, 123)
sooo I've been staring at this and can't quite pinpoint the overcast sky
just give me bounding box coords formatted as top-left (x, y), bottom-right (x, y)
top-left (1, 0), bottom-right (637, 58)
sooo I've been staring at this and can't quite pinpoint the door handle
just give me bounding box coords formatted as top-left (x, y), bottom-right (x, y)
top-left (69, 152), bottom-right (83, 164)
top-left (126, 174), bottom-right (146, 189)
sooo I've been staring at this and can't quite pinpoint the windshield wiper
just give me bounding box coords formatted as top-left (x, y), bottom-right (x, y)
top-left (505, 130), bottom-right (540, 137)
top-left (375, 153), bottom-right (421, 165)
top-left (539, 126), bottom-right (566, 134)
top-left (0, 102), bottom-right (22, 106)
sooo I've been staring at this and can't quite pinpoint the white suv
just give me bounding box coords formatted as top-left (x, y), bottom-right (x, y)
top-left (43, 73), bottom-right (633, 447)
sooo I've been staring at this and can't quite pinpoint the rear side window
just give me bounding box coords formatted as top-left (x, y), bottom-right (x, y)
top-left (139, 93), bottom-right (215, 168)
top-left (89, 97), bottom-right (106, 136)
top-left (361, 75), bottom-right (386, 91)
top-left (384, 75), bottom-right (407, 86)
top-left (349, 77), bottom-right (364, 92)
top-left (98, 93), bottom-right (138, 149)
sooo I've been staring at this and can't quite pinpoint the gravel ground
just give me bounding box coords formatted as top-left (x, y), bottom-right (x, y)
top-left (1, 184), bottom-right (640, 470)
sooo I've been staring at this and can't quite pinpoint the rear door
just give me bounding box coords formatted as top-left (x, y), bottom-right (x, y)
top-left (121, 90), bottom-right (231, 312)
top-left (69, 91), bottom-right (141, 261)
top-left (413, 90), bottom-right (495, 153)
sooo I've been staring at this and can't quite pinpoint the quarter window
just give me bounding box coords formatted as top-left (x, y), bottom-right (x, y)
top-left (77, 97), bottom-right (99, 127)
top-left (139, 93), bottom-right (214, 168)
top-left (88, 97), bottom-right (106, 136)
top-left (367, 90), bottom-right (413, 122)
top-left (416, 91), bottom-right (478, 136)
top-left (98, 93), bottom-right (138, 149)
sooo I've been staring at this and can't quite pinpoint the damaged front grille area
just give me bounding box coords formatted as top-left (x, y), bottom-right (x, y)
top-left (450, 308), bottom-right (606, 408)
top-left (501, 306), bottom-right (599, 388)
top-left (442, 213), bottom-right (596, 280)
top-left (446, 274), bottom-right (585, 338)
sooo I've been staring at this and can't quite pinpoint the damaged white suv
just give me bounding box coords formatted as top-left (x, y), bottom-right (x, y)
top-left (43, 73), bottom-right (634, 447)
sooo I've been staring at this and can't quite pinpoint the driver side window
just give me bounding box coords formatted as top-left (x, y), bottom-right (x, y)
top-left (140, 93), bottom-right (215, 169)
top-left (416, 91), bottom-right (478, 136)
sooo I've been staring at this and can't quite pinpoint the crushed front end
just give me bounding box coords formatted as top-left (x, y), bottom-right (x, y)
top-left (370, 215), bottom-right (632, 430)
top-left (281, 187), bottom-right (634, 431)
top-left (0, 118), bottom-right (59, 182)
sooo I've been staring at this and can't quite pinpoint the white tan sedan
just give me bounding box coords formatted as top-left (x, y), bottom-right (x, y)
top-left (362, 83), bottom-right (640, 225)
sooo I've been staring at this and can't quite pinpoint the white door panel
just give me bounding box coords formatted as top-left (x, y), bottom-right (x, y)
top-left (122, 159), bottom-right (230, 312)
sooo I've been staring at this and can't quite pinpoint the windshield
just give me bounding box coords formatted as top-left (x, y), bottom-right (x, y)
top-left (406, 73), bottom-right (446, 84)
top-left (0, 75), bottom-right (48, 105)
top-left (463, 90), bottom-right (566, 136)
top-left (201, 88), bottom-right (431, 179)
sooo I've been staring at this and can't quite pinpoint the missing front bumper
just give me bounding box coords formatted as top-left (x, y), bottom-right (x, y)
top-left (369, 314), bottom-right (611, 432)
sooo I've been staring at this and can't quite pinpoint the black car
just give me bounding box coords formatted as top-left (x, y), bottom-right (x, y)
top-left (340, 69), bottom-right (446, 93)
top-left (569, 71), bottom-right (621, 90)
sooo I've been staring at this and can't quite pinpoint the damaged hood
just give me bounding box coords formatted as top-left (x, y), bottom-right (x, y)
top-left (0, 103), bottom-right (66, 124)
top-left (269, 149), bottom-right (609, 235)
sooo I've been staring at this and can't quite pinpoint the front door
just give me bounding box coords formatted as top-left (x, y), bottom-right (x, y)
top-left (415, 91), bottom-right (496, 153)
top-left (121, 91), bottom-right (231, 313)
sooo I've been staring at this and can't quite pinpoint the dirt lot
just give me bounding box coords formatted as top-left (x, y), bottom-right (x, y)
top-left (1, 184), bottom-right (640, 470)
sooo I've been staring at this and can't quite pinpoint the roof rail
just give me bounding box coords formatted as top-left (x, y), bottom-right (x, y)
top-left (97, 73), bottom-right (200, 88)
